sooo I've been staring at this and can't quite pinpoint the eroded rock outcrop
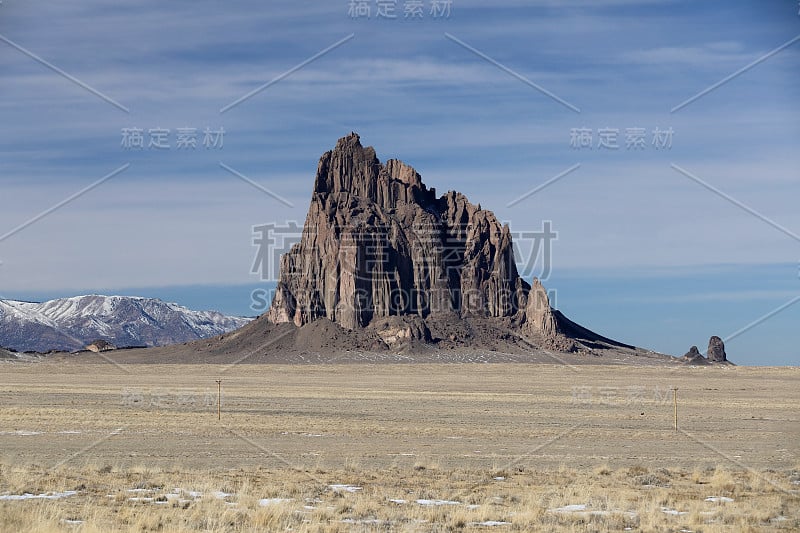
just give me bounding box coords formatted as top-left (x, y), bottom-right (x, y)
top-left (266, 133), bottom-right (630, 352)
top-left (522, 278), bottom-right (560, 338)
top-left (707, 336), bottom-right (727, 363)
top-left (682, 345), bottom-right (707, 364)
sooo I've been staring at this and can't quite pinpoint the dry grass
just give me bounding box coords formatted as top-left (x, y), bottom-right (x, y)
top-left (0, 461), bottom-right (797, 532)
top-left (0, 362), bottom-right (797, 531)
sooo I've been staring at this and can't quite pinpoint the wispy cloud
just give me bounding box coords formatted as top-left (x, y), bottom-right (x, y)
top-left (621, 42), bottom-right (753, 67)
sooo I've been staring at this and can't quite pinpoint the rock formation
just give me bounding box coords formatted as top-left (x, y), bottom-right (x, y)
top-left (522, 278), bottom-right (560, 338)
top-left (681, 345), bottom-right (706, 364)
top-left (707, 336), bottom-right (727, 363)
top-left (268, 133), bottom-right (528, 328)
top-left (86, 339), bottom-right (116, 353)
top-left (266, 133), bottom-right (634, 353)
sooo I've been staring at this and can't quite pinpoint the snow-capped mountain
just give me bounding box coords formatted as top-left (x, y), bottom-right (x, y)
top-left (0, 295), bottom-right (253, 353)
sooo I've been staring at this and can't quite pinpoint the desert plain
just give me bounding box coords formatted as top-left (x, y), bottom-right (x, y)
top-left (0, 361), bottom-right (798, 531)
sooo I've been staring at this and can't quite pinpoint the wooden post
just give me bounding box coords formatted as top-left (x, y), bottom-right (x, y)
top-left (673, 387), bottom-right (678, 431)
top-left (215, 380), bottom-right (222, 421)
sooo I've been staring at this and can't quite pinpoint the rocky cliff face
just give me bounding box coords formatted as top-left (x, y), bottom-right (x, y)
top-left (522, 278), bottom-right (560, 338)
top-left (268, 133), bottom-right (528, 330)
top-left (267, 133), bottom-right (631, 352)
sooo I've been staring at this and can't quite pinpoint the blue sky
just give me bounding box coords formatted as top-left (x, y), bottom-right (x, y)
top-left (0, 1), bottom-right (798, 365)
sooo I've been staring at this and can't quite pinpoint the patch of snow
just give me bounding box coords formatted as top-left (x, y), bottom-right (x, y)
top-left (662, 507), bottom-right (688, 516)
top-left (493, 476), bottom-right (505, 481)
top-left (259, 498), bottom-right (292, 506)
top-left (329, 484), bottom-right (362, 493)
top-left (61, 519), bottom-right (84, 525)
top-left (470, 521), bottom-right (510, 527)
top-left (389, 499), bottom-right (407, 504)
top-left (0, 490), bottom-right (77, 501)
top-left (550, 504), bottom-right (637, 518)
top-left (0, 295), bottom-right (252, 353)
top-left (705, 496), bottom-right (734, 503)
top-left (551, 504), bottom-right (587, 512)
top-left (416, 499), bottom-right (461, 506)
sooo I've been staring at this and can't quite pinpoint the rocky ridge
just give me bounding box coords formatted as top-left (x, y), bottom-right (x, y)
top-left (0, 295), bottom-right (252, 353)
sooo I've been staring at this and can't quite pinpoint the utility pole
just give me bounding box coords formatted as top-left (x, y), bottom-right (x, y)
top-left (215, 380), bottom-right (222, 421)
top-left (673, 387), bottom-right (678, 431)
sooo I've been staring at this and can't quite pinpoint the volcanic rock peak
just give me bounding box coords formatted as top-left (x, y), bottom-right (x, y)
top-left (269, 133), bottom-right (527, 328)
top-left (267, 133), bottom-right (632, 353)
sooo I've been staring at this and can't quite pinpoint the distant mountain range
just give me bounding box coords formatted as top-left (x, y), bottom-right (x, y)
top-left (0, 295), bottom-right (253, 353)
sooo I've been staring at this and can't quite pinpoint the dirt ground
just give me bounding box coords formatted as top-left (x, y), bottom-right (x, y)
top-left (1, 362), bottom-right (798, 531)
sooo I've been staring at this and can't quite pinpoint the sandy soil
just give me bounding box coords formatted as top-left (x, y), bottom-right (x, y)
top-left (1, 363), bottom-right (797, 471)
